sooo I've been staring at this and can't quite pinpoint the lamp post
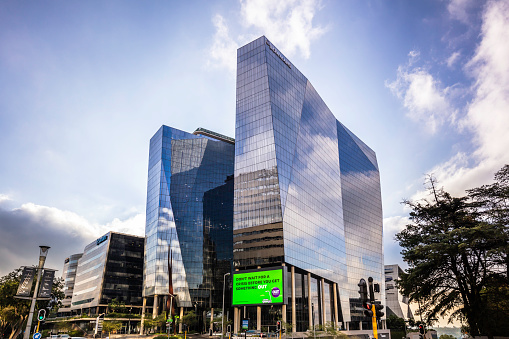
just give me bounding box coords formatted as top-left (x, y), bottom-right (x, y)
top-left (222, 272), bottom-right (231, 339)
top-left (24, 246), bottom-right (50, 339)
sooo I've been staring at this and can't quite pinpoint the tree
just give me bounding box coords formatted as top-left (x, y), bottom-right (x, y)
top-left (181, 310), bottom-right (198, 332)
top-left (102, 320), bottom-right (122, 338)
top-left (0, 268), bottom-right (64, 339)
top-left (439, 335), bottom-right (455, 339)
top-left (386, 315), bottom-right (405, 330)
top-left (108, 298), bottom-right (126, 314)
top-left (396, 166), bottom-right (509, 338)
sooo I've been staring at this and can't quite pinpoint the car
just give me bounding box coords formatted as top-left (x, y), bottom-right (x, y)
top-left (245, 330), bottom-right (267, 338)
top-left (58, 335), bottom-right (70, 339)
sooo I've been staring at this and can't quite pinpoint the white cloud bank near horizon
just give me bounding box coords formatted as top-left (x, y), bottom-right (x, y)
top-left (208, 0), bottom-right (328, 74)
top-left (0, 197), bottom-right (144, 276)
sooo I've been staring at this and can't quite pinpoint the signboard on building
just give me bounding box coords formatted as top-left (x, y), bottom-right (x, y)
top-left (232, 268), bottom-right (284, 306)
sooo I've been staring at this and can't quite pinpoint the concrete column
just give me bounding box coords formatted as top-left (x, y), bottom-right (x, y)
top-left (346, 322), bottom-right (349, 331)
top-left (321, 279), bottom-right (325, 327)
top-left (210, 308), bottom-right (214, 331)
top-left (179, 307), bottom-right (184, 333)
top-left (359, 321), bottom-right (363, 330)
top-left (291, 266), bottom-right (296, 333)
top-left (333, 283), bottom-right (339, 330)
top-left (257, 306), bottom-right (261, 331)
top-left (234, 307), bottom-right (239, 333)
top-left (140, 297), bottom-right (147, 335)
top-left (153, 294), bottom-right (159, 319)
top-left (307, 273), bottom-right (312, 330)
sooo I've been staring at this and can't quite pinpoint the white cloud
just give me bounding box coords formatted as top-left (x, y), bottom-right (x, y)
top-left (208, 14), bottom-right (239, 74)
top-left (410, 0), bottom-right (509, 199)
top-left (447, 51), bottom-right (461, 68)
top-left (0, 194), bottom-right (9, 204)
top-left (448, 0), bottom-right (475, 23)
top-left (386, 65), bottom-right (455, 134)
top-left (207, 0), bottom-right (328, 73)
top-left (239, 0), bottom-right (328, 59)
top-left (383, 216), bottom-right (410, 267)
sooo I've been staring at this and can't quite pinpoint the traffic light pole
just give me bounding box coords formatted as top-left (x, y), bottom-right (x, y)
top-left (371, 304), bottom-right (378, 339)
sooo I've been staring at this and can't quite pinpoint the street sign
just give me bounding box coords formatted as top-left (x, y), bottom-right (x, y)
top-left (33, 333), bottom-right (41, 339)
top-left (242, 319), bottom-right (249, 330)
top-left (167, 318), bottom-right (173, 322)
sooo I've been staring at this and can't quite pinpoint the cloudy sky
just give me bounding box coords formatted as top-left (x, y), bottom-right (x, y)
top-left (0, 0), bottom-right (507, 296)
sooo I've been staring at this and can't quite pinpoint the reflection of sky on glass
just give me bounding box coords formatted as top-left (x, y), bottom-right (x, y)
top-left (233, 37), bottom-right (383, 323)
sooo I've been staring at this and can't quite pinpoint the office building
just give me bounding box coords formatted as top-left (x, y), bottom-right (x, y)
top-left (142, 126), bottom-right (235, 323)
top-left (385, 264), bottom-right (413, 320)
top-left (142, 36), bottom-right (384, 333)
top-left (58, 253), bottom-right (83, 315)
top-left (232, 36), bottom-right (384, 331)
top-left (70, 232), bottom-right (144, 314)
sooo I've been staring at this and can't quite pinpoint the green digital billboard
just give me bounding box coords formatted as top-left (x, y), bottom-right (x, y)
top-left (232, 268), bottom-right (284, 306)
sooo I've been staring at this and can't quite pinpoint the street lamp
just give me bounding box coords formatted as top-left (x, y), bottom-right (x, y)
top-left (222, 272), bottom-right (231, 339)
top-left (24, 246), bottom-right (50, 339)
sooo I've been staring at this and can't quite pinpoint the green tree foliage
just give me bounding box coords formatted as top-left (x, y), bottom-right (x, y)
top-left (107, 298), bottom-right (126, 314)
top-left (0, 268), bottom-right (64, 339)
top-left (143, 314), bottom-right (167, 334)
top-left (396, 165), bottom-right (509, 338)
top-left (102, 320), bottom-right (122, 338)
top-left (181, 310), bottom-right (198, 332)
top-left (386, 315), bottom-right (405, 330)
top-left (439, 335), bottom-right (456, 339)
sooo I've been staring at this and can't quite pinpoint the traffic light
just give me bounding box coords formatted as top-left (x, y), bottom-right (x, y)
top-left (363, 302), bottom-right (373, 318)
top-left (276, 321), bottom-right (281, 331)
top-left (375, 304), bottom-right (384, 318)
top-left (419, 324), bottom-right (425, 334)
top-left (37, 309), bottom-right (46, 321)
top-left (358, 279), bottom-right (368, 304)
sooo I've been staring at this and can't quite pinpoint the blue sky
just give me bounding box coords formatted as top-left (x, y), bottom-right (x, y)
top-left (0, 0), bottom-right (507, 309)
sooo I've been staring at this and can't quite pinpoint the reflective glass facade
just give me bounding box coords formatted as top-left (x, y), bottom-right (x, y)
top-left (233, 37), bottom-right (384, 326)
top-left (71, 232), bottom-right (144, 312)
top-left (143, 126), bottom-right (235, 308)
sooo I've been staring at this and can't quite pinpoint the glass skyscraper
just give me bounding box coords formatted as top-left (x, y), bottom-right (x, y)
top-left (142, 37), bottom-right (384, 332)
top-left (142, 126), bottom-right (235, 317)
top-left (233, 36), bottom-right (384, 331)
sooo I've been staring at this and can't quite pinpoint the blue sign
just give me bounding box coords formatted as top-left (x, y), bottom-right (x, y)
top-left (33, 333), bottom-right (41, 339)
top-left (242, 319), bottom-right (249, 330)
top-left (96, 235), bottom-right (108, 245)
